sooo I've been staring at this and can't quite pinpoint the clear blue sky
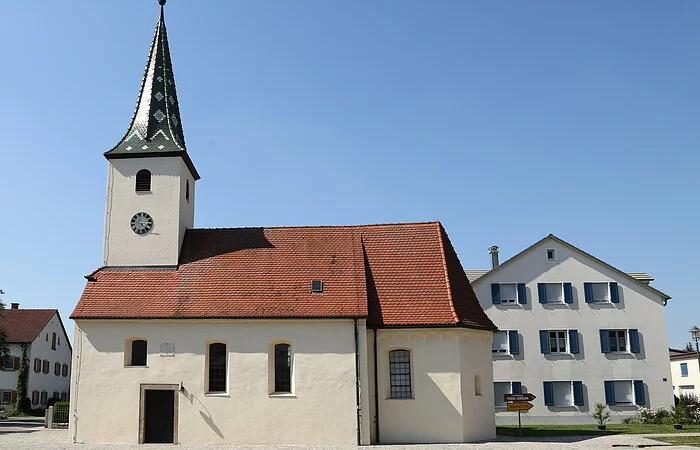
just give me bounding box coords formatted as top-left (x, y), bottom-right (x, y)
top-left (0, 1), bottom-right (697, 348)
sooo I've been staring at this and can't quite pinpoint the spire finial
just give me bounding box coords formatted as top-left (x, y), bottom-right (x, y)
top-left (159, 0), bottom-right (166, 5)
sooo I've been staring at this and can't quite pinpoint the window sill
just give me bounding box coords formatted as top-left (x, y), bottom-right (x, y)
top-left (204, 392), bottom-right (229, 397)
top-left (386, 397), bottom-right (415, 400)
top-left (269, 392), bottom-right (296, 398)
top-left (123, 365), bottom-right (149, 368)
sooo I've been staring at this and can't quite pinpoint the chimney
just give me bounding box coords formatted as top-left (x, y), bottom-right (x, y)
top-left (10, 303), bottom-right (19, 310)
top-left (488, 246), bottom-right (499, 269)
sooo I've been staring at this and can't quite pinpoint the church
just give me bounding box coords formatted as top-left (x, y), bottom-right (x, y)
top-left (69, 1), bottom-right (497, 445)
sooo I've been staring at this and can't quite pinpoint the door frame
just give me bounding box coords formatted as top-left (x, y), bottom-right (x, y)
top-left (139, 383), bottom-right (179, 444)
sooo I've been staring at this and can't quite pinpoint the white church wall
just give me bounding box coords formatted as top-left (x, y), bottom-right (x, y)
top-left (71, 319), bottom-right (359, 445)
top-left (374, 328), bottom-right (495, 444)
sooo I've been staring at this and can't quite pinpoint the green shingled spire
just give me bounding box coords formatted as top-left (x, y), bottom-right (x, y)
top-left (105, 1), bottom-right (200, 180)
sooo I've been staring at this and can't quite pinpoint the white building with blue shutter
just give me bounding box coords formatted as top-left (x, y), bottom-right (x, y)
top-left (469, 234), bottom-right (674, 424)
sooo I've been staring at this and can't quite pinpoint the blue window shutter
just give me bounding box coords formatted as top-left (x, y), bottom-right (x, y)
top-left (600, 329), bottom-right (610, 353)
top-left (573, 381), bottom-right (584, 406)
top-left (610, 282), bottom-right (620, 303)
top-left (634, 380), bottom-right (645, 405)
top-left (629, 329), bottom-right (640, 353)
top-left (563, 283), bottom-right (573, 303)
top-left (543, 382), bottom-right (554, 406)
top-left (539, 330), bottom-right (550, 354)
top-left (508, 330), bottom-right (519, 355)
top-left (584, 282), bottom-right (593, 303)
top-left (491, 284), bottom-right (501, 305)
top-left (604, 381), bottom-right (615, 405)
top-left (568, 330), bottom-right (580, 354)
top-left (538, 283), bottom-right (547, 303)
top-left (517, 283), bottom-right (527, 304)
top-left (511, 381), bottom-right (522, 394)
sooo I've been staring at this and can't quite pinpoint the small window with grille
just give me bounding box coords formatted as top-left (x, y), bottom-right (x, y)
top-left (135, 169), bottom-right (152, 192)
top-left (274, 343), bottom-right (292, 393)
top-left (207, 343), bottom-right (227, 393)
top-left (389, 349), bottom-right (412, 398)
top-left (311, 280), bottom-right (323, 293)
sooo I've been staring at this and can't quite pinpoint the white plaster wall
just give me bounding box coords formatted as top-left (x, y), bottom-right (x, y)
top-left (473, 238), bottom-right (674, 424)
top-left (27, 314), bottom-right (72, 405)
top-left (0, 343), bottom-right (23, 397)
top-left (373, 328), bottom-right (495, 444)
top-left (103, 157), bottom-right (195, 267)
top-left (670, 356), bottom-right (700, 397)
top-left (70, 319), bottom-right (359, 445)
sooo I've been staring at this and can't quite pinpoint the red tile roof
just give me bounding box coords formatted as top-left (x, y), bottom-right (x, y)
top-left (0, 309), bottom-right (57, 343)
top-left (72, 222), bottom-right (496, 331)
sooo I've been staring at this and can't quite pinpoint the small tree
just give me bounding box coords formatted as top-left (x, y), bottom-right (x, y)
top-left (11, 343), bottom-right (30, 416)
top-left (592, 402), bottom-right (611, 426)
top-left (685, 342), bottom-right (696, 353)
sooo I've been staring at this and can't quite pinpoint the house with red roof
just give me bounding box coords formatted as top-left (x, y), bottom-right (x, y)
top-left (69, 1), bottom-right (497, 446)
top-left (0, 304), bottom-right (71, 410)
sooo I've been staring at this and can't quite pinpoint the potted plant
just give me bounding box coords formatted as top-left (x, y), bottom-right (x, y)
top-left (592, 402), bottom-right (611, 430)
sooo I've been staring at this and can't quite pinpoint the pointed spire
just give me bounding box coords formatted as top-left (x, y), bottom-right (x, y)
top-left (105, 0), bottom-right (199, 180)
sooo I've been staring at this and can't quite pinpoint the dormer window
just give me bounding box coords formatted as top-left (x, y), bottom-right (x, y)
top-left (135, 169), bottom-right (151, 192)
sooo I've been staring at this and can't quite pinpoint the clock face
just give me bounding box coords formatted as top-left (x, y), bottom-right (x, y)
top-left (130, 212), bottom-right (153, 235)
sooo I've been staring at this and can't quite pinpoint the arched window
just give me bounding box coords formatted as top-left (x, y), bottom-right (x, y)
top-left (130, 340), bottom-right (147, 366)
top-left (474, 374), bottom-right (482, 396)
top-left (135, 169), bottom-right (151, 192)
top-left (185, 180), bottom-right (190, 202)
top-left (208, 343), bottom-right (227, 393)
top-left (389, 349), bottom-right (412, 398)
top-left (274, 343), bottom-right (291, 393)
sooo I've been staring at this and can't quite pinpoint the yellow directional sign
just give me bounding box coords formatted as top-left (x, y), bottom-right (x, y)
top-left (506, 402), bottom-right (534, 411)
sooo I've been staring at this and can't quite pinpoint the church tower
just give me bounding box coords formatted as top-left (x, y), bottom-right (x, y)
top-left (102, 0), bottom-right (199, 268)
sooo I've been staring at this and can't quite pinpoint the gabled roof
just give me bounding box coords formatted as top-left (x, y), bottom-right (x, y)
top-left (669, 348), bottom-right (698, 361)
top-left (469, 234), bottom-right (671, 300)
top-left (104, 2), bottom-right (199, 180)
top-left (72, 222), bottom-right (496, 331)
top-left (0, 309), bottom-right (66, 346)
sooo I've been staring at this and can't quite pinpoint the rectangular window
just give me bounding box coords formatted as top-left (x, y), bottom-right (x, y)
top-left (493, 382), bottom-right (511, 408)
top-left (42, 360), bottom-right (49, 374)
top-left (544, 381), bottom-right (583, 406)
top-left (590, 283), bottom-right (610, 302)
top-left (499, 284), bottom-right (517, 303)
top-left (62, 364), bottom-right (69, 377)
top-left (605, 380), bottom-right (644, 405)
top-left (2, 357), bottom-right (14, 371)
top-left (31, 391), bottom-right (39, 405)
top-left (613, 381), bottom-right (634, 404)
top-left (549, 331), bottom-right (567, 353)
top-left (492, 331), bottom-right (508, 354)
top-left (681, 363), bottom-right (689, 377)
top-left (40, 391), bottom-right (47, 405)
top-left (600, 329), bottom-right (639, 353)
top-left (1, 392), bottom-right (11, 405)
top-left (54, 362), bottom-right (61, 376)
top-left (389, 349), bottom-right (412, 398)
top-left (60, 392), bottom-right (67, 402)
top-left (33, 358), bottom-right (41, 373)
top-left (547, 249), bottom-right (556, 261)
top-left (545, 283), bottom-right (563, 302)
top-left (52, 332), bottom-right (57, 350)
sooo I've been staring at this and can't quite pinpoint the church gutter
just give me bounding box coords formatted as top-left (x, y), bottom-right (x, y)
top-left (373, 328), bottom-right (379, 443)
top-left (354, 318), bottom-right (361, 446)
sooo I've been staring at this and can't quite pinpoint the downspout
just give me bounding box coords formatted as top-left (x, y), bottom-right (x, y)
top-left (354, 319), bottom-right (361, 445)
top-left (373, 328), bottom-right (379, 443)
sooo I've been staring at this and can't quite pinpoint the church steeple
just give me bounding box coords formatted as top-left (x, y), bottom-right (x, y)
top-left (105, 0), bottom-right (199, 180)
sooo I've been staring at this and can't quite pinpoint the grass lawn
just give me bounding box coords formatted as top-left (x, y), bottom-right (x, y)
top-left (651, 436), bottom-right (700, 447)
top-left (497, 424), bottom-right (700, 437)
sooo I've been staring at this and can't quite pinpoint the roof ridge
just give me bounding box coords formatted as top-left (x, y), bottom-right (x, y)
top-left (435, 223), bottom-right (459, 325)
top-left (189, 221), bottom-right (441, 231)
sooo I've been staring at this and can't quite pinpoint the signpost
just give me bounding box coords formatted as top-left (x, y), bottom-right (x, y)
top-left (504, 393), bottom-right (536, 436)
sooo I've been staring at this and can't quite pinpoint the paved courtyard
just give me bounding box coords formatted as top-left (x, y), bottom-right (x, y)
top-left (1, 418), bottom-right (699, 449)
